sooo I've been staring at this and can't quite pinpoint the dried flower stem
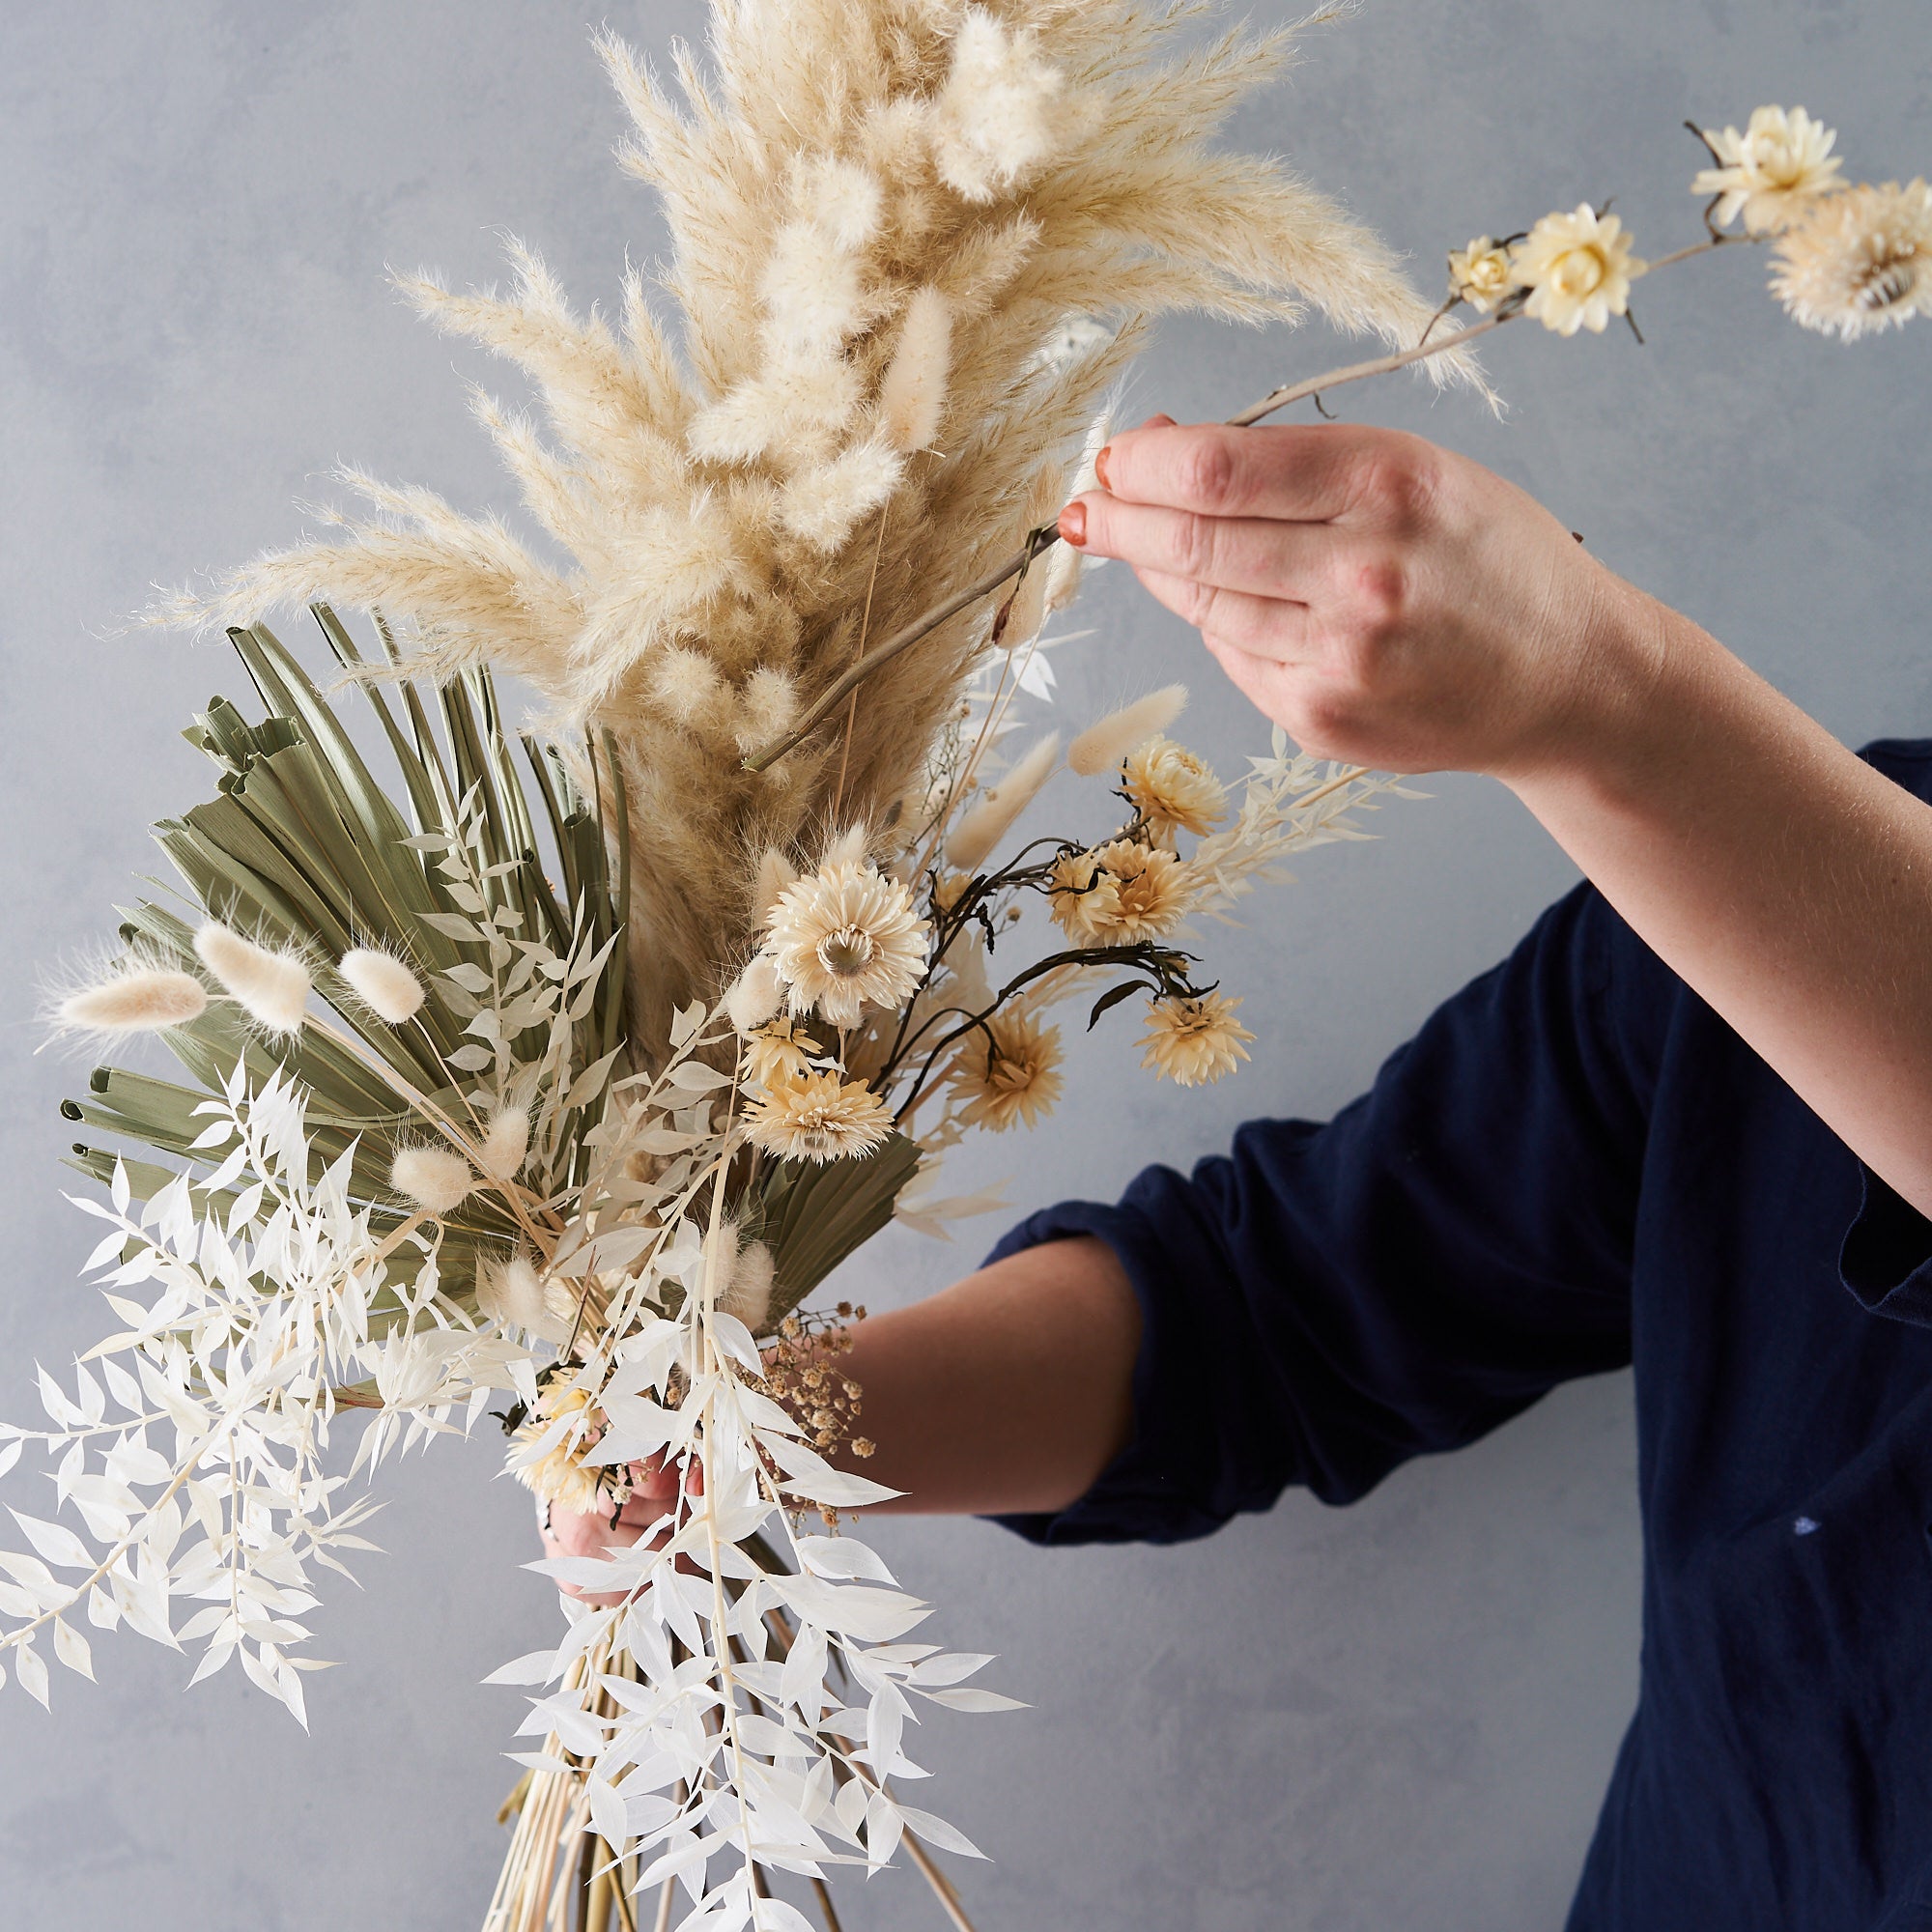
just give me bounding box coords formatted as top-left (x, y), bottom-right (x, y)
top-left (746, 233), bottom-right (1749, 776)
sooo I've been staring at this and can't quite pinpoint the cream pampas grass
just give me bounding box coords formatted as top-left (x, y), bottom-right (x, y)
top-left (152, 3), bottom-right (1454, 1057)
top-left (194, 923), bottom-right (311, 1035)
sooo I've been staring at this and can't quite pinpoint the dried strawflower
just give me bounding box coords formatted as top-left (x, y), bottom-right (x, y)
top-left (768, 860), bottom-right (928, 1030)
top-left (744, 1017), bottom-right (821, 1091)
top-left (1695, 105), bottom-right (1845, 235)
top-left (193, 923), bottom-right (311, 1035)
top-left (1066, 838), bottom-right (1195, 944)
top-left (1068, 687), bottom-right (1188, 778)
top-left (390, 1144), bottom-right (475, 1216)
top-left (947, 733), bottom-right (1061, 872)
top-left (512, 1382), bottom-right (617, 1516)
top-left (1771, 179), bottom-right (1932, 340)
top-left (955, 1009), bottom-right (1064, 1131)
top-left (1139, 991), bottom-right (1255, 1086)
top-left (1045, 847), bottom-right (1113, 946)
top-left (1122, 737), bottom-right (1227, 843)
top-left (928, 6), bottom-right (1065, 203)
top-left (1511, 206), bottom-right (1647, 336)
top-left (745, 1070), bottom-right (895, 1163)
top-left (55, 966), bottom-right (207, 1037)
top-left (1447, 236), bottom-right (1515, 313)
top-left (338, 946), bottom-right (425, 1024)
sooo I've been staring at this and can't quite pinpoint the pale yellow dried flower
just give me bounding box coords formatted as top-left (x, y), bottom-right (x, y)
top-left (1694, 105), bottom-right (1845, 235)
top-left (476, 1251), bottom-right (569, 1340)
top-left (745, 1069), bottom-right (895, 1163)
top-left (1447, 236), bottom-right (1514, 313)
top-left (1081, 838), bottom-right (1196, 944)
top-left (716, 1234), bottom-right (777, 1332)
top-left (1139, 991), bottom-right (1254, 1086)
top-left (955, 1008), bottom-right (1063, 1131)
top-left (1771, 179), bottom-right (1932, 340)
top-left (928, 7), bottom-right (1065, 203)
top-left (338, 947), bottom-right (425, 1024)
top-left (1122, 737), bottom-right (1227, 843)
top-left (194, 923), bottom-right (311, 1036)
top-left (768, 861), bottom-right (928, 1029)
top-left (1511, 206), bottom-right (1647, 336)
top-left (56, 967), bottom-right (207, 1036)
top-left (512, 1383), bottom-right (618, 1515)
top-left (744, 1017), bottom-right (822, 1090)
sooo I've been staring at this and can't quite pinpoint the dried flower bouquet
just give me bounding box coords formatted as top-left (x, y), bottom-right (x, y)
top-left (3, 1), bottom-right (1924, 1927)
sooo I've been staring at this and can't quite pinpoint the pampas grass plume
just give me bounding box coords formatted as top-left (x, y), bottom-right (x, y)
top-left (878, 288), bottom-right (953, 453)
top-left (480, 1108), bottom-right (530, 1177)
top-left (339, 947), bottom-right (425, 1024)
top-left (194, 923), bottom-right (311, 1035)
top-left (1068, 686), bottom-right (1187, 778)
top-left (57, 968), bottom-right (208, 1037)
top-left (948, 733), bottom-right (1060, 872)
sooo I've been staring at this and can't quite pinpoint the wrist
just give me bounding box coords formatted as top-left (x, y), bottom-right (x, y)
top-left (1499, 573), bottom-right (1716, 806)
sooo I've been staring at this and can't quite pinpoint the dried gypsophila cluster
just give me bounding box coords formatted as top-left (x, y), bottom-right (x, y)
top-left (147, 1), bottom-right (1465, 1057)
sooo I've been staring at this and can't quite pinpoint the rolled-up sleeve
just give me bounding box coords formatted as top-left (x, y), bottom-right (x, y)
top-left (986, 884), bottom-right (1656, 1547)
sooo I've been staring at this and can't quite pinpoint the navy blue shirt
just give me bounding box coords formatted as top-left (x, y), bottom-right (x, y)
top-left (987, 740), bottom-right (1932, 1930)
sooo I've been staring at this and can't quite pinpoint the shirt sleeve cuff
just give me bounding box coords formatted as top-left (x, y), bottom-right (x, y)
top-left (1840, 1165), bottom-right (1932, 1324)
top-left (976, 1199), bottom-right (1237, 1548)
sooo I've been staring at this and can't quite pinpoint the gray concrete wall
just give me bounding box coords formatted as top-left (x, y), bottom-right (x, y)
top-left (0, 2), bottom-right (1925, 1925)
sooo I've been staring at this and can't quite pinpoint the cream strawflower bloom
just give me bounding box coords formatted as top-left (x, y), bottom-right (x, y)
top-left (1511, 206), bottom-right (1647, 336)
top-left (745, 1069), bottom-right (895, 1163)
top-left (1694, 105), bottom-right (1845, 235)
top-left (744, 1017), bottom-right (822, 1091)
top-left (767, 860), bottom-right (929, 1030)
top-left (1771, 179), bottom-right (1932, 340)
top-left (955, 1009), bottom-right (1064, 1132)
top-left (1122, 737), bottom-right (1228, 844)
top-left (512, 1382), bottom-right (620, 1516)
top-left (1447, 236), bottom-right (1515, 313)
top-left (1090, 839), bottom-right (1195, 943)
top-left (1139, 992), bottom-right (1255, 1087)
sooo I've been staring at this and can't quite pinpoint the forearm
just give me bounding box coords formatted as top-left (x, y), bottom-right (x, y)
top-left (830, 1235), bottom-right (1141, 1515)
top-left (1512, 585), bottom-right (1932, 1214)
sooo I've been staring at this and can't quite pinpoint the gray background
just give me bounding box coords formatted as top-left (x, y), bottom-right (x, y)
top-left (1, 2), bottom-right (1927, 1926)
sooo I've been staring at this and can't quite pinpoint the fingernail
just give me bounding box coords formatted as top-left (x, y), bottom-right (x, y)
top-left (1093, 445), bottom-right (1112, 491)
top-left (1058, 500), bottom-right (1088, 547)
top-left (1141, 413), bottom-right (1177, 430)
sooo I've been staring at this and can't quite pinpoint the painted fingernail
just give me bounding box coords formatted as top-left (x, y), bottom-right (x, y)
top-left (1093, 445), bottom-right (1112, 491)
top-left (1058, 500), bottom-right (1088, 546)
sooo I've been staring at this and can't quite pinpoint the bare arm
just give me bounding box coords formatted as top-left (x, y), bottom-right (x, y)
top-left (1063, 418), bottom-right (1932, 1217)
top-left (541, 1236), bottom-right (1139, 1577)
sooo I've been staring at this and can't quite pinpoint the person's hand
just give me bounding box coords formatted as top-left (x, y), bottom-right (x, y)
top-left (536, 1454), bottom-right (699, 1608)
top-left (1058, 417), bottom-right (1664, 784)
